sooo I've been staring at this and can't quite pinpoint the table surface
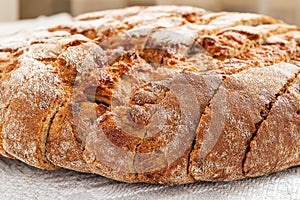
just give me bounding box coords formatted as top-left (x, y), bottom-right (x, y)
top-left (1, 157), bottom-right (300, 200)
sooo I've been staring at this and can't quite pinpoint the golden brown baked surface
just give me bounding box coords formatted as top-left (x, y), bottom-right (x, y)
top-left (0, 6), bottom-right (299, 184)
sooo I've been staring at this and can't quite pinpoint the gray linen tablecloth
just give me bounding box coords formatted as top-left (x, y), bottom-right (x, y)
top-left (0, 157), bottom-right (300, 200)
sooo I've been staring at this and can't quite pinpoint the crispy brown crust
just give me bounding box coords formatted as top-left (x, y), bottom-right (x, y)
top-left (244, 74), bottom-right (300, 177)
top-left (0, 6), bottom-right (300, 184)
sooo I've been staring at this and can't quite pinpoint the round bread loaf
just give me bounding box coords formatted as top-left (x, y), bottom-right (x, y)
top-left (0, 6), bottom-right (299, 184)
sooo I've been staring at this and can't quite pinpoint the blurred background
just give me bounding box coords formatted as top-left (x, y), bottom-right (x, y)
top-left (0, 0), bottom-right (300, 25)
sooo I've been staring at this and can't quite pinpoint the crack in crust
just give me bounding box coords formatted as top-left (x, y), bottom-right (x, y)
top-left (242, 68), bottom-right (300, 175)
top-left (43, 104), bottom-right (63, 168)
top-left (186, 81), bottom-right (223, 181)
top-left (131, 88), bottom-right (170, 177)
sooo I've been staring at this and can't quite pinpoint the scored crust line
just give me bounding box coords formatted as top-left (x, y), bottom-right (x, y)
top-left (242, 68), bottom-right (300, 175)
top-left (43, 103), bottom-right (63, 168)
top-left (186, 80), bottom-right (223, 181)
top-left (36, 39), bottom-right (90, 168)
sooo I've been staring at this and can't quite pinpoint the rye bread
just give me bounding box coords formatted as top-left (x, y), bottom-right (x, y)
top-left (0, 6), bottom-right (299, 184)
